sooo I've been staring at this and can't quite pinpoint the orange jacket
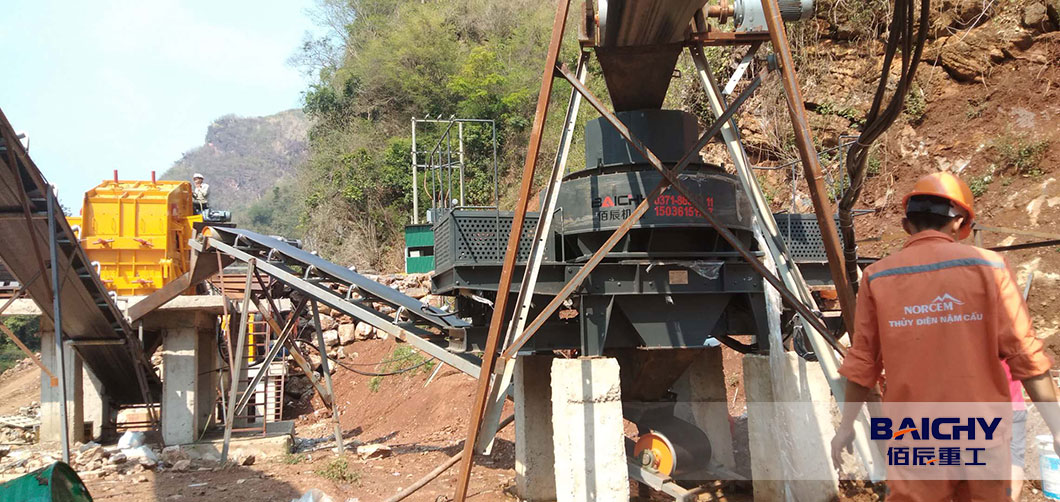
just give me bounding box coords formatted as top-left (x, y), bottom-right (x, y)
top-left (839, 230), bottom-right (1051, 402)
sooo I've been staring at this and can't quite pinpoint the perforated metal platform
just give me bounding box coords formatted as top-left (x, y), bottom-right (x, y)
top-left (433, 210), bottom-right (541, 273)
top-left (773, 214), bottom-right (844, 263)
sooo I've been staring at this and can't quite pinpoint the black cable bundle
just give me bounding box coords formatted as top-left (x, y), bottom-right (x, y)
top-left (839, 0), bottom-right (931, 291)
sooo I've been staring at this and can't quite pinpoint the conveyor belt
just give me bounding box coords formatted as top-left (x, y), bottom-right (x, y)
top-left (195, 227), bottom-right (482, 377)
top-left (0, 108), bottom-right (160, 404)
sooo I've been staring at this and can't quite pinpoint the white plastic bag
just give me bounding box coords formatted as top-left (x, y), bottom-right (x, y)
top-left (117, 431), bottom-right (144, 449)
top-left (292, 489), bottom-right (335, 502)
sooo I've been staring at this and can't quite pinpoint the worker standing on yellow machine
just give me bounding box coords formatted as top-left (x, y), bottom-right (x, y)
top-left (192, 172), bottom-right (209, 215)
top-left (831, 172), bottom-right (1060, 501)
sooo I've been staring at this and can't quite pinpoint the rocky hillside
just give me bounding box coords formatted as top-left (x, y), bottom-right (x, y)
top-left (728, 0), bottom-right (1060, 340)
top-left (161, 109), bottom-right (309, 237)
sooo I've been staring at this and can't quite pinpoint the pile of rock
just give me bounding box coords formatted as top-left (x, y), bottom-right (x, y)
top-left (0, 356), bottom-right (37, 378)
top-left (0, 401), bottom-right (39, 444)
top-left (284, 272), bottom-right (444, 410)
top-left (314, 272), bottom-right (445, 362)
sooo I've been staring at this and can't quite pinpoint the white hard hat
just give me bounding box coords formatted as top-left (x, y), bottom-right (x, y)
top-left (193, 173), bottom-right (204, 179)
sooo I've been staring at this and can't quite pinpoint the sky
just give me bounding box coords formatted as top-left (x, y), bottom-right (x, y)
top-left (1, 0), bottom-right (320, 209)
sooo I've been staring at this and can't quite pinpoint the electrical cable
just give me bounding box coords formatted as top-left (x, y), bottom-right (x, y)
top-left (839, 0), bottom-right (931, 293)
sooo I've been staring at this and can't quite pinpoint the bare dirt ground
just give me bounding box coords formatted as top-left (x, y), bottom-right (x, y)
top-left (0, 358), bottom-right (39, 416)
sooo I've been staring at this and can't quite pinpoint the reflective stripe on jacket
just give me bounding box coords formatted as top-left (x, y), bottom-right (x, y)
top-left (838, 230), bottom-right (1051, 402)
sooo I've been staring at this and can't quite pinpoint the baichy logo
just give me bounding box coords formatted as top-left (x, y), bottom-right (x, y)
top-left (904, 293), bottom-right (963, 315)
top-left (591, 193), bottom-right (645, 209)
top-left (871, 416), bottom-right (1002, 467)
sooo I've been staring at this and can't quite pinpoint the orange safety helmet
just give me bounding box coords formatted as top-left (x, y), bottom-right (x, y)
top-left (902, 172), bottom-right (976, 240)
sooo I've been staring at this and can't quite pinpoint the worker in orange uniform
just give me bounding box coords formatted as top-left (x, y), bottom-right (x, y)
top-left (831, 172), bottom-right (1060, 501)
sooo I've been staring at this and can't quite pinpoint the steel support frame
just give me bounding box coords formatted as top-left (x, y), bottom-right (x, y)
top-left (193, 237), bottom-right (483, 377)
top-left (0, 280), bottom-right (58, 386)
top-left (222, 259), bottom-right (255, 463)
top-left (688, 38), bottom-right (883, 480)
top-left (47, 186), bottom-right (70, 463)
top-left (475, 50), bottom-right (590, 455)
top-left (250, 296), bottom-right (332, 407)
top-left (231, 298), bottom-right (307, 417)
top-left (453, 4), bottom-right (862, 498)
top-left (500, 66), bottom-right (843, 361)
top-left (759, 0), bottom-right (858, 331)
top-left (311, 301), bottom-right (344, 452)
top-left (452, 1), bottom-right (573, 499)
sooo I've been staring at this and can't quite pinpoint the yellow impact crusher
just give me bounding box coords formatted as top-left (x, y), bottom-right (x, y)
top-left (68, 177), bottom-right (202, 296)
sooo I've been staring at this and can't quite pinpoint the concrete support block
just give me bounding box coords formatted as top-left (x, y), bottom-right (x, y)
top-left (39, 331), bottom-right (85, 445)
top-left (515, 355), bottom-right (556, 501)
top-left (83, 366), bottom-right (109, 441)
top-left (744, 353), bottom-right (839, 501)
top-left (551, 357), bottom-right (629, 502)
top-left (162, 326), bottom-right (218, 445)
top-left (672, 346), bottom-right (735, 470)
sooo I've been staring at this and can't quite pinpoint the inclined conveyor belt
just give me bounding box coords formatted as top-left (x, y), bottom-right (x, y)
top-left (0, 108), bottom-right (160, 404)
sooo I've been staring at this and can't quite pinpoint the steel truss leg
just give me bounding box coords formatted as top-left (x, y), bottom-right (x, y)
top-left (689, 39), bottom-right (883, 480)
top-left (231, 298), bottom-right (307, 416)
top-left (475, 50), bottom-right (590, 456)
top-left (47, 186), bottom-right (69, 463)
top-left (221, 259), bottom-right (255, 463)
top-left (311, 300), bottom-right (344, 452)
top-left (759, 0), bottom-right (858, 331)
top-left (452, 0), bottom-right (574, 498)
top-left (250, 296), bottom-right (332, 406)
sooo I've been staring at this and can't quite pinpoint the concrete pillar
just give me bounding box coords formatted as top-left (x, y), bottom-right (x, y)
top-left (162, 326), bottom-right (218, 445)
top-left (39, 331), bottom-right (85, 445)
top-left (744, 353), bottom-right (839, 501)
top-left (83, 366), bottom-right (109, 441)
top-left (515, 355), bottom-right (556, 501)
top-left (672, 346), bottom-right (736, 471)
top-left (551, 357), bottom-right (629, 502)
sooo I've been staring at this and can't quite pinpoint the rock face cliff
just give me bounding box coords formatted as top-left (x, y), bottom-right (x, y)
top-left (717, 0), bottom-right (1060, 340)
top-left (161, 109), bottom-right (308, 236)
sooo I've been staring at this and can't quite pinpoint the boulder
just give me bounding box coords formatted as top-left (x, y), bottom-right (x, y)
top-left (286, 375), bottom-right (313, 398)
top-left (337, 324), bottom-right (357, 345)
top-left (317, 314), bottom-right (338, 331)
top-left (405, 287), bottom-right (429, 299)
top-left (161, 445), bottom-right (189, 465)
top-left (76, 444), bottom-right (105, 465)
top-left (171, 459), bottom-right (191, 472)
top-left (1023, 3), bottom-right (1057, 31)
top-left (356, 444), bottom-right (392, 459)
top-left (108, 452), bottom-right (128, 465)
top-left (77, 441), bottom-right (100, 453)
top-left (322, 329), bottom-right (340, 347)
top-left (929, 25), bottom-right (1018, 82)
top-left (355, 322), bottom-right (375, 341)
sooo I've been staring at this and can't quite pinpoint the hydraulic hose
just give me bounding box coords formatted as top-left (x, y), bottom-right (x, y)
top-left (839, 0), bottom-right (931, 292)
